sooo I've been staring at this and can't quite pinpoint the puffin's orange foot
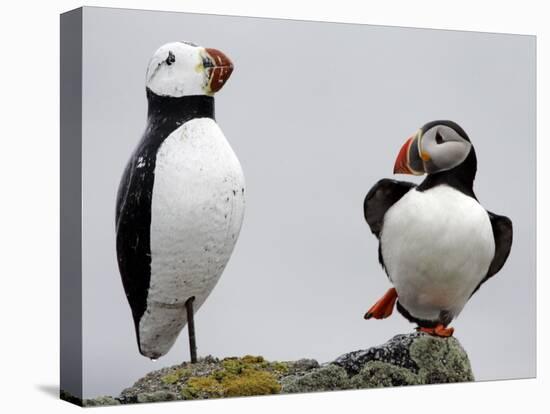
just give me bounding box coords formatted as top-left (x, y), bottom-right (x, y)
top-left (417, 324), bottom-right (455, 337)
top-left (364, 288), bottom-right (397, 320)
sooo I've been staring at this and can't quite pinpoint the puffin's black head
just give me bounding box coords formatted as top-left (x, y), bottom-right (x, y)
top-left (393, 120), bottom-right (474, 176)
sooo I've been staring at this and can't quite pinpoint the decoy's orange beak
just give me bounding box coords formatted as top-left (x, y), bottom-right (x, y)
top-left (204, 48), bottom-right (234, 93)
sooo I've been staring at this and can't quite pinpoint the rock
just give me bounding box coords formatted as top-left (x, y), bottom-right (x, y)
top-left (120, 355), bottom-right (287, 402)
top-left (281, 364), bottom-right (352, 393)
top-left (350, 361), bottom-right (420, 388)
top-left (287, 358), bottom-right (320, 374)
top-left (83, 395), bottom-right (121, 406)
top-left (84, 334), bottom-right (473, 405)
top-left (61, 389), bottom-right (120, 407)
top-left (335, 332), bottom-right (474, 386)
top-left (136, 390), bottom-right (178, 403)
top-left (119, 356), bottom-right (221, 402)
top-left (335, 333), bottom-right (421, 376)
top-left (409, 333), bottom-right (475, 384)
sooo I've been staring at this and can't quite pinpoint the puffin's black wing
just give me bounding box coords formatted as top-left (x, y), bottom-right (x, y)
top-left (364, 178), bottom-right (416, 237)
top-left (363, 179), bottom-right (416, 272)
top-left (471, 212), bottom-right (513, 296)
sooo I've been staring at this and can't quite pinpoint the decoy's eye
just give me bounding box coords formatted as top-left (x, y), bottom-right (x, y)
top-left (202, 56), bottom-right (214, 69)
top-left (435, 131), bottom-right (444, 145)
top-left (165, 51), bottom-right (176, 65)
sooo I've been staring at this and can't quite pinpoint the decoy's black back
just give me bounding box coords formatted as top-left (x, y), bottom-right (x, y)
top-left (115, 90), bottom-right (215, 349)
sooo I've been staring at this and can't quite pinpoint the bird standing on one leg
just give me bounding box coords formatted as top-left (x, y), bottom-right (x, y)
top-left (115, 41), bottom-right (245, 360)
top-left (363, 120), bottom-right (512, 337)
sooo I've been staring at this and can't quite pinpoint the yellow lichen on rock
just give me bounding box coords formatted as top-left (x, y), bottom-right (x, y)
top-left (222, 370), bottom-right (281, 397)
top-left (182, 376), bottom-right (225, 399)
top-left (241, 355), bottom-right (265, 364)
top-left (180, 355), bottom-right (282, 399)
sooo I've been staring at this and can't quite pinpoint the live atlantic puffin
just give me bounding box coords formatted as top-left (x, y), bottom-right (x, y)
top-left (363, 120), bottom-right (512, 337)
top-left (116, 41), bottom-right (245, 360)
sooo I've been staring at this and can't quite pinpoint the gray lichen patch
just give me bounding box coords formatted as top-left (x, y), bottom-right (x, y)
top-left (83, 395), bottom-right (121, 407)
top-left (351, 361), bottom-right (420, 388)
top-left (409, 333), bottom-right (474, 384)
top-left (136, 390), bottom-right (179, 403)
top-left (281, 364), bottom-right (352, 393)
top-left (336, 332), bottom-right (474, 387)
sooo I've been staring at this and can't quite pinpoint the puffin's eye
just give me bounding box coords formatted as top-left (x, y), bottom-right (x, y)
top-left (165, 51), bottom-right (176, 65)
top-left (435, 131), bottom-right (444, 145)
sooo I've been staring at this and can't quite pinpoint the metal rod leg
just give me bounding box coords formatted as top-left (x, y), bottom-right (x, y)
top-left (186, 296), bottom-right (197, 363)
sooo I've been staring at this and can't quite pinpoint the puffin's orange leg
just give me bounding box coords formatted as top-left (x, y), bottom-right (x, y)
top-left (417, 324), bottom-right (455, 337)
top-left (364, 288), bottom-right (397, 320)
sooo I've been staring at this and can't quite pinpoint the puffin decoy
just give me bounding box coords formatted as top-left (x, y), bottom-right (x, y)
top-left (363, 120), bottom-right (512, 336)
top-left (115, 41), bottom-right (245, 360)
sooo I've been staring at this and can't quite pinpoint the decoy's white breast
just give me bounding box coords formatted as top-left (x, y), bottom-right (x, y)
top-left (138, 117), bottom-right (245, 357)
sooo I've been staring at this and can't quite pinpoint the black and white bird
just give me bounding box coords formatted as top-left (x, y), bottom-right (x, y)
top-left (363, 120), bottom-right (512, 336)
top-left (116, 41), bottom-right (245, 360)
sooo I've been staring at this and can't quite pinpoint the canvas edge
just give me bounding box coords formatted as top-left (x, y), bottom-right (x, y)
top-left (60, 7), bottom-right (84, 407)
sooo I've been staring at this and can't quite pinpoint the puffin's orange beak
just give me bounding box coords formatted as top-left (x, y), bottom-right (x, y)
top-left (204, 48), bottom-right (234, 93)
top-left (393, 136), bottom-right (415, 174)
top-left (393, 134), bottom-right (426, 175)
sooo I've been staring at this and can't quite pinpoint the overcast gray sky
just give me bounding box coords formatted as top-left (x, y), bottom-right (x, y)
top-left (80, 7), bottom-right (535, 398)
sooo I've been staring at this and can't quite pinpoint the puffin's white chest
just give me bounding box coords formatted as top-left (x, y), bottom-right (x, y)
top-left (139, 117), bottom-right (245, 357)
top-left (381, 185), bottom-right (495, 321)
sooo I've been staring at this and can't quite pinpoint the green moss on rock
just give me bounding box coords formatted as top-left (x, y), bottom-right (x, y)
top-left (162, 367), bottom-right (192, 385)
top-left (271, 361), bottom-right (290, 374)
top-left (221, 358), bottom-right (246, 375)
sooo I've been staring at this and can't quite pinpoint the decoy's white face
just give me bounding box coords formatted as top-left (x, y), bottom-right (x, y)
top-left (145, 41), bottom-right (233, 97)
top-left (393, 121), bottom-right (473, 175)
